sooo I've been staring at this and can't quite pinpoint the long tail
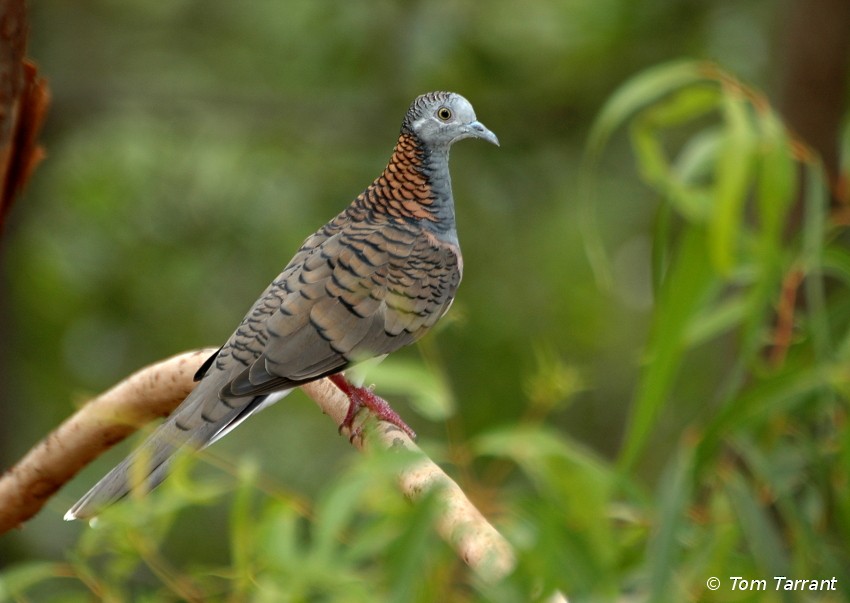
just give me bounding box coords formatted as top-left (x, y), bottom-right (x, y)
top-left (65, 386), bottom-right (290, 521)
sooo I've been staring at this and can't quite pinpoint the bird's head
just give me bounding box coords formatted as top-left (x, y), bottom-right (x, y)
top-left (403, 91), bottom-right (499, 149)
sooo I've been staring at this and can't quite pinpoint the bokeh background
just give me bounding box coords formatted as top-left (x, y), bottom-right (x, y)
top-left (1, 0), bottom-right (848, 598)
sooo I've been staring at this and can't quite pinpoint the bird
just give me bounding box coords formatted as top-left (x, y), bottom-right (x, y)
top-left (65, 91), bottom-right (498, 521)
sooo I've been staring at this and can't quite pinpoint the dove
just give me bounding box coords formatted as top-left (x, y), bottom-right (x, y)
top-left (65, 91), bottom-right (498, 521)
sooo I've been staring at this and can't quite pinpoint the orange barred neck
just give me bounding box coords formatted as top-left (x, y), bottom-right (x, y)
top-left (354, 133), bottom-right (456, 235)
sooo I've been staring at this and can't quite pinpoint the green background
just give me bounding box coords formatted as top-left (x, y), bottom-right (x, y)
top-left (2, 1), bottom-right (847, 601)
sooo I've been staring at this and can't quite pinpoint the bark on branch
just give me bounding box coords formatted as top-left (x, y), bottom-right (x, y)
top-left (0, 349), bottom-right (517, 583)
top-left (0, 0), bottom-right (49, 230)
top-left (0, 349), bottom-right (213, 534)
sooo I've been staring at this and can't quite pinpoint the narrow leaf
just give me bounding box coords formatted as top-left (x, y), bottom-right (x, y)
top-left (619, 228), bottom-right (716, 469)
top-left (647, 445), bottom-right (695, 600)
top-left (709, 90), bottom-right (757, 275)
top-left (586, 60), bottom-right (709, 158)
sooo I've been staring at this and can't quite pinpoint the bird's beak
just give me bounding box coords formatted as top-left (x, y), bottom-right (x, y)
top-left (467, 121), bottom-right (500, 146)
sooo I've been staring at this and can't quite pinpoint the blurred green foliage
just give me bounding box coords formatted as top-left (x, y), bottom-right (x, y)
top-left (2, 1), bottom-right (848, 601)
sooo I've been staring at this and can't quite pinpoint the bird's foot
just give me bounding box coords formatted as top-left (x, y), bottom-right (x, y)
top-left (329, 374), bottom-right (416, 441)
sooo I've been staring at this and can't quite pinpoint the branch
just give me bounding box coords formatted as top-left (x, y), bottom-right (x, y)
top-left (0, 349), bottom-right (215, 534)
top-left (300, 378), bottom-right (517, 580)
top-left (0, 0), bottom-right (50, 230)
top-left (0, 349), bottom-right (517, 583)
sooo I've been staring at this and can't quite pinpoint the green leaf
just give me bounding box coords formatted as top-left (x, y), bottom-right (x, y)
top-left (311, 471), bottom-right (371, 562)
top-left (256, 500), bottom-right (303, 571)
top-left (684, 291), bottom-right (749, 346)
top-left (474, 425), bottom-right (613, 482)
top-left (822, 246), bottom-right (850, 287)
top-left (586, 60), bottom-right (710, 158)
top-left (474, 426), bottom-right (618, 595)
top-left (801, 160), bottom-right (832, 358)
top-left (629, 118), bottom-right (671, 193)
top-left (581, 60), bottom-right (715, 289)
top-left (385, 491), bottom-right (442, 603)
top-left (630, 117), bottom-right (716, 222)
top-left (670, 128), bottom-right (723, 221)
top-left (647, 445), bottom-right (695, 600)
top-left (229, 458), bottom-right (260, 597)
top-left (0, 562), bottom-right (67, 602)
top-left (349, 357), bottom-right (455, 421)
top-left (755, 110), bottom-right (796, 258)
top-left (626, 83), bottom-right (721, 222)
top-left (619, 228), bottom-right (716, 470)
top-left (696, 362), bottom-right (832, 469)
top-left (726, 473), bottom-right (790, 577)
top-left (709, 89), bottom-right (757, 275)
top-left (640, 85), bottom-right (721, 130)
top-left (674, 128), bottom-right (722, 183)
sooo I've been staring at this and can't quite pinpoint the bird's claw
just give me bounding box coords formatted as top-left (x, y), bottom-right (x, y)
top-left (338, 395), bottom-right (364, 442)
top-left (330, 373), bottom-right (416, 441)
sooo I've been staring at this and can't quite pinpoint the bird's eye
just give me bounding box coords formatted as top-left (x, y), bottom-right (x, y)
top-left (437, 107), bottom-right (452, 121)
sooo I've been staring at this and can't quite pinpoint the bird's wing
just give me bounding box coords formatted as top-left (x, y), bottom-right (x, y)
top-left (220, 219), bottom-right (461, 398)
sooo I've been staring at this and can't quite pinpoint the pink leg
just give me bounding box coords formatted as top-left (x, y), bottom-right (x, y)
top-left (329, 373), bottom-right (416, 440)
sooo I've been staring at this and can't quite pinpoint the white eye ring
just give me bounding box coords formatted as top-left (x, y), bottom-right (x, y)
top-left (437, 107), bottom-right (452, 121)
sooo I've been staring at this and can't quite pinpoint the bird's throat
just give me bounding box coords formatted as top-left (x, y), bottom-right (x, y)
top-left (354, 134), bottom-right (457, 241)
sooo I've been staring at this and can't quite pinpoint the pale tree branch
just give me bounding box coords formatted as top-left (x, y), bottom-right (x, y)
top-left (300, 377), bottom-right (518, 580)
top-left (0, 349), bottom-right (215, 534)
top-left (0, 349), bottom-right (522, 586)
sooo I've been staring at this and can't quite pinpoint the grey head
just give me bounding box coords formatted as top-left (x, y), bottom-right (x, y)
top-left (402, 91), bottom-right (499, 149)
